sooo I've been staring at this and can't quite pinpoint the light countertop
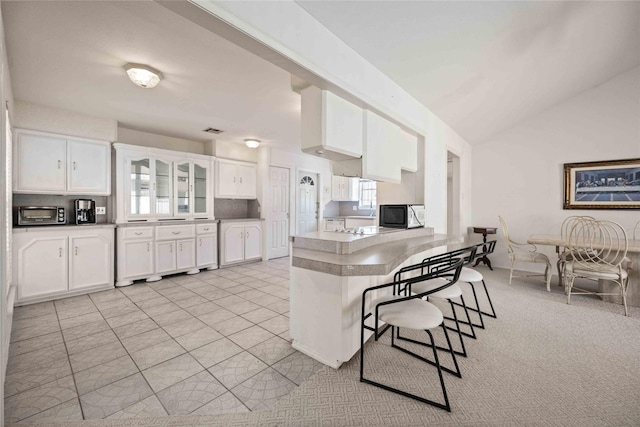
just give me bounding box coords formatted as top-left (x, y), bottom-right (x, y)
top-left (292, 233), bottom-right (470, 276)
top-left (116, 219), bottom-right (220, 227)
top-left (13, 223), bottom-right (116, 232)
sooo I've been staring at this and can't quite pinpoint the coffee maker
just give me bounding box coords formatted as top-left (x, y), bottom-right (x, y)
top-left (74, 199), bottom-right (96, 225)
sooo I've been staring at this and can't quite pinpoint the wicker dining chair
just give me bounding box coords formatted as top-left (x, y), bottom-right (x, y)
top-left (498, 216), bottom-right (552, 291)
top-left (565, 219), bottom-right (630, 316)
top-left (557, 216), bottom-right (596, 288)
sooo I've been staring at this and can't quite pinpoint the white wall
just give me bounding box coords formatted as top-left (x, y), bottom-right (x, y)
top-left (14, 100), bottom-right (117, 142)
top-left (472, 66), bottom-right (640, 272)
top-left (117, 127), bottom-right (205, 154)
top-left (214, 140), bottom-right (259, 163)
top-left (168, 1), bottom-right (474, 236)
top-left (0, 3), bottom-right (13, 422)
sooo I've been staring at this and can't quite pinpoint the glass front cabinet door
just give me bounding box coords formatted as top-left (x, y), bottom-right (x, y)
top-left (173, 159), bottom-right (212, 218)
top-left (174, 161), bottom-right (191, 217)
top-left (155, 158), bottom-right (173, 217)
top-left (193, 160), bottom-right (211, 218)
top-left (126, 155), bottom-right (152, 219)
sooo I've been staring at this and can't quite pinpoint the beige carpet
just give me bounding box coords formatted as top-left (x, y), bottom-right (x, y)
top-left (11, 267), bottom-right (640, 426)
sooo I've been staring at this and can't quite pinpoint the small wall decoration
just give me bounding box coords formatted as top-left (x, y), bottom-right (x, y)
top-left (564, 158), bottom-right (640, 209)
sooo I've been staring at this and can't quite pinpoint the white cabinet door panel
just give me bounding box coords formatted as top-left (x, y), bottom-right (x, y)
top-left (223, 225), bottom-right (245, 264)
top-left (176, 239), bottom-right (196, 270)
top-left (122, 240), bottom-right (154, 278)
top-left (217, 162), bottom-right (238, 198)
top-left (17, 237), bottom-right (67, 299)
top-left (244, 224), bottom-right (262, 260)
top-left (68, 140), bottom-right (110, 194)
top-left (237, 164), bottom-right (257, 198)
top-left (69, 234), bottom-right (111, 290)
top-left (197, 235), bottom-right (217, 268)
top-left (16, 133), bottom-right (66, 192)
top-left (156, 241), bottom-right (176, 274)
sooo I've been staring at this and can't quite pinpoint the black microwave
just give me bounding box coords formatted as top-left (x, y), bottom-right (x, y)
top-left (379, 204), bottom-right (425, 229)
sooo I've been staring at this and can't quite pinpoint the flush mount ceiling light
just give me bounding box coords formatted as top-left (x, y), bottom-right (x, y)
top-left (123, 63), bottom-right (163, 89)
top-left (245, 139), bottom-right (260, 149)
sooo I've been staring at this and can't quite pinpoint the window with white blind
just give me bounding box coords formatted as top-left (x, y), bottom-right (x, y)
top-left (358, 179), bottom-right (377, 210)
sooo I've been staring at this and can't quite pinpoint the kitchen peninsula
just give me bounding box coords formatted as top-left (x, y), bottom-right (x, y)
top-left (289, 226), bottom-right (463, 368)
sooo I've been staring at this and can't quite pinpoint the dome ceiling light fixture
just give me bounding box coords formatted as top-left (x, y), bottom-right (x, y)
top-left (124, 63), bottom-right (163, 89)
top-left (245, 139), bottom-right (260, 149)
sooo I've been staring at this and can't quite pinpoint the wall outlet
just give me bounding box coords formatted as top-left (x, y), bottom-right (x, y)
top-left (96, 207), bottom-right (106, 215)
top-left (352, 206), bottom-right (357, 211)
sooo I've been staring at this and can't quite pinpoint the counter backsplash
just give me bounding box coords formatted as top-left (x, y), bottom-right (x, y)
top-left (214, 198), bottom-right (261, 219)
top-left (13, 194), bottom-right (111, 225)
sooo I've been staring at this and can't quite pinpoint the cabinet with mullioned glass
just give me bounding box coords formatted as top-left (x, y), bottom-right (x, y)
top-left (114, 143), bottom-right (214, 222)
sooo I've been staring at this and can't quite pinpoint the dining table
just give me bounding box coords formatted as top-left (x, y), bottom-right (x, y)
top-left (527, 234), bottom-right (640, 307)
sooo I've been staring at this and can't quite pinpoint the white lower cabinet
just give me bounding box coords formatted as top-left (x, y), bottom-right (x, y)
top-left (121, 239), bottom-right (154, 279)
top-left (155, 239), bottom-right (196, 274)
top-left (116, 221), bottom-right (218, 287)
top-left (220, 221), bottom-right (262, 267)
top-left (69, 234), bottom-right (112, 291)
top-left (13, 227), bottom-right (114, 304)
top-left (196, 224), bottom-right (218, 269)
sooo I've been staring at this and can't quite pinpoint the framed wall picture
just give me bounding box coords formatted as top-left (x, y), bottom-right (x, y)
top-left (564, 158), bottom-right (640, 209)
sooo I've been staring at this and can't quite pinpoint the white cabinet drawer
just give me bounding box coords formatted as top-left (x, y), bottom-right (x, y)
top-left (156, 224), bottom-right (195, 240)
top-left (196, 224), bottom-right (217, 235)
top-left (122, 227), bottom-right (154, 240)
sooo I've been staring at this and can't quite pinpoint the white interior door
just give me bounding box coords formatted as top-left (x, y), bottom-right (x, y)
top-left (269, 166), bottom-right (290, 259)
top-left (297, 172), bottom-right (318, 234)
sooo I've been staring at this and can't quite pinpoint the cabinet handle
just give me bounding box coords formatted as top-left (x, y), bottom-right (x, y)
top-left (147, 243), bottom-right (150, 252)
top-left (153, 183), bottom-right (156, 191)
top-left (190, 184), bottom-right (193, 192)
top-left (246, 231), bottom-right (249, 239)
top-left (199, 238), bottom-right (202, 246)
top-left (170, 243), bottom-right (173, 253)
top-left (75, 247), bottom-right (78, 256)
top-left (240, 232), bottom-right (243, 238)
top-left (180, 243), bottom-right (183, 251)
top-left (172, 231), bottom-right (180, 235)
top-left (239, 177), bottom-right (242, 183)
top-left (233, 177), bottom-right (236, 183)
top-left (73, 161), bottom-right (77, 170)
top-left (57, 160), bottom-right (61, 169)
top-left (203, 227), bottom-right (209, 231)
top-left (59, 248), bottom-right (62, 257)
top-left (134, 232), bottom-right (143, 236)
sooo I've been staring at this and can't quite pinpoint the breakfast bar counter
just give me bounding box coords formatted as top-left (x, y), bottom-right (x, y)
top-left (289, 227), bottom-right (471, 369)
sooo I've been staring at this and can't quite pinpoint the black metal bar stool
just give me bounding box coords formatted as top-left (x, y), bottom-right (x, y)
top-left (360, 257), bottom-right (463, 411)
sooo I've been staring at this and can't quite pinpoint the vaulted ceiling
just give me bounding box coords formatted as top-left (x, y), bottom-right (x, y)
top-left (3, 1), bottom-right (638, 148)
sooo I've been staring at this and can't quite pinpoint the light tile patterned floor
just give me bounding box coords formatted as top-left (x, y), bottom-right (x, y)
top-left (4, 258), bottom-right (323, 423)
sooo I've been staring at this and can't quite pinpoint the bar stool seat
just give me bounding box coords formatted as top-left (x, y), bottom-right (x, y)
top-left (371, 295), bottom-right (443, 331)
top-left (411, 277), bottom-right (476, 356)
top-left (459, 267), bottom-right (483, 283)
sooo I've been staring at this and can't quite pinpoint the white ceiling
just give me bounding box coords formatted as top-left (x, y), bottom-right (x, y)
top-left (2, 1), bottom-right (302, 147)
top-left (3, 1), bottom-right (639, 148)
top-left (297, 1), bottom-right (640, 144)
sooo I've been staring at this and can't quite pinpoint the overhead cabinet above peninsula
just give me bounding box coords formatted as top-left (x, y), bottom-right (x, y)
top-left (300, 87), bottom-right (418, 183)
top-left (13, 129), bottom-right (111, 195)
top-left (113, 143), bottom-right (214, 222)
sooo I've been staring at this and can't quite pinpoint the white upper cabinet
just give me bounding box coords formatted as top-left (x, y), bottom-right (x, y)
top-left (67, 139), bottom-right (111, 193)
top-left (331, 176), bottom-right (359, 201)
top-left (301, 86), bottom-right (363, 161)
top-left (14, 129), bottom-right (111, 195)
top-left (363, 110), bottom-right (402, 183)
top-left (114, 143), bottom-right (214, 222)
top-left (215, 158), bottom-right (257, 199)
top-left (397, 127), bottom-right (418, 173)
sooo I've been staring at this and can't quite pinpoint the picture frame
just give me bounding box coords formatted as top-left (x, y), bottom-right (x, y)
top-left (564, 158), bottom-right (640, 209)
